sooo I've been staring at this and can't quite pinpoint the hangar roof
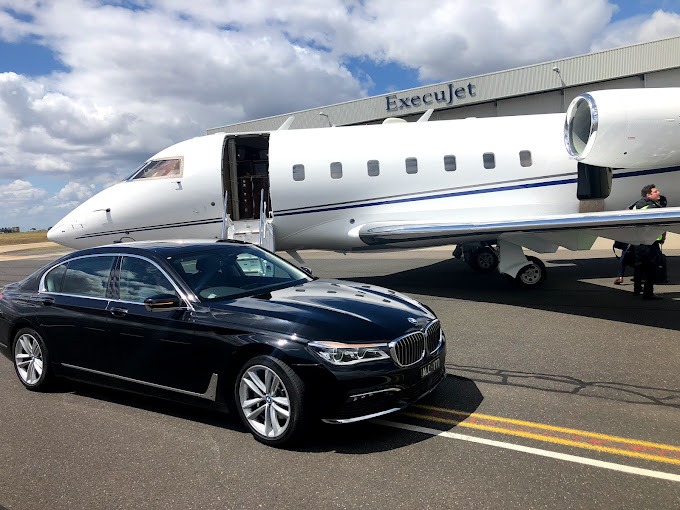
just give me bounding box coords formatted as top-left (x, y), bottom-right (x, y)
top-left (207, 36), bottom-right (680, 134)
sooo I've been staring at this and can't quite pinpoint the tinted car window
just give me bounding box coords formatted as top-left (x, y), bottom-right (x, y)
top-left (61, 256), bottom-right (116, 298)
top-left (44, 263), bottom-right (67, 292)
top-left (236, 253), bottom-right (291, 278)
top-left (169, 245), bottom-right (311, 301)
top-left (119, 256), bottom-right (178, 302)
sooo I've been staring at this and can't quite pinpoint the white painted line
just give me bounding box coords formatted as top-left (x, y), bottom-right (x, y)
top-left (375, 420), bottom-right (680, 483)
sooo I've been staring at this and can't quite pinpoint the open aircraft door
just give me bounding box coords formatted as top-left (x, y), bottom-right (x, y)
top-left (220, 134), bottom-right (273, 247)
top-left (221, 134), bottom-right (272, 221)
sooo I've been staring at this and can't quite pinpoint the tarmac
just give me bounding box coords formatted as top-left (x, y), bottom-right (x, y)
top-left (1, 236), bottom-right (678, 509)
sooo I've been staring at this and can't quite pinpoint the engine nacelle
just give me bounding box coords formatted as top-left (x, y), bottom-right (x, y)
top-left (564, 88), bottom-right (680, 169)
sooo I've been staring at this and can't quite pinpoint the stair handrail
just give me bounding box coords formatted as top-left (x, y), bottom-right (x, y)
top-left (259, 188), bottom-right (266, 246)
top-left (221, 190), bottom-right (234, 239)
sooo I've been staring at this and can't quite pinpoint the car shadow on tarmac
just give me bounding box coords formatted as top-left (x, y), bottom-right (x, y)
top-left (54, 374), bottom-right (483, 454)
top-left (299, 374), bottom-right (484, 453)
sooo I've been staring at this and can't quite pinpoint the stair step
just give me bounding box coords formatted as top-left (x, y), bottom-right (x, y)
top-left (232, 231), bottom-right (260, 244)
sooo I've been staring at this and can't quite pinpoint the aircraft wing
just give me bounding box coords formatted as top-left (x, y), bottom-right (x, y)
top-left (358, 206), bottom-right (680, 252)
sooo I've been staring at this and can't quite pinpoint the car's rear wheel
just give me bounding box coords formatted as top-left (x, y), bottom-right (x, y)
top-left (13, 328), bottom-right (52, 390)
top-left (235, 355), bottom-right (306, 446)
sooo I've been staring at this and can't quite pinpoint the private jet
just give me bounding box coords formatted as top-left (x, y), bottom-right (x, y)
top-left (48, 87), bottom-right (680, 287)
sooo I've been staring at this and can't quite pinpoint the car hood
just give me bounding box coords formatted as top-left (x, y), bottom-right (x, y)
top-left (203, 279), bottom-right (435, 343)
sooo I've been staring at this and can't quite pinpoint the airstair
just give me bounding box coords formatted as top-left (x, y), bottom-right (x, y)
top-left (221, 189), bottom-right (275, 252)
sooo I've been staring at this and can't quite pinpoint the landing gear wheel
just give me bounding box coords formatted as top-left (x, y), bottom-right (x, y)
top-left (469, 246), bottom-right (499, 273)
top-left (235, 355), bottom-right (307, 446)
top-left (514, 256), bottom-right (547, 288)
top-left (12, 328), bottom-right (52, 391)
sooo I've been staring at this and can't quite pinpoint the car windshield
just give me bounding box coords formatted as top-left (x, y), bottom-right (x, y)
top-left (167, 244), bottom-right (312, 301)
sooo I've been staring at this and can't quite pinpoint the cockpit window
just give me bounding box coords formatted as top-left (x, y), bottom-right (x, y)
top-left (126, 158), bottom-right (183, 181)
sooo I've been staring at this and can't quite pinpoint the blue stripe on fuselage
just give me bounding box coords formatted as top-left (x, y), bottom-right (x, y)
top-left (274, 165), bottom-right (680, 218)
top-left (275, 177), bottom-right (577, 217)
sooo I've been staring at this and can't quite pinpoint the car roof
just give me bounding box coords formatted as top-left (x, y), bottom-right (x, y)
top-left (73, 239), bottom-right (252, 258)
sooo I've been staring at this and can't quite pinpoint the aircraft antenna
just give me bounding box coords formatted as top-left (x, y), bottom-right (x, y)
top-left (417, 109), bottom-right (434, 123)
top-left (277, 116), bottom-right (295, 130)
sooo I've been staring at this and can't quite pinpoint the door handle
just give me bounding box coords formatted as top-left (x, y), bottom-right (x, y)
top-left (40, 297), bottom-right (55, 306)
top-left (110, 307), bottom-right (128, 317)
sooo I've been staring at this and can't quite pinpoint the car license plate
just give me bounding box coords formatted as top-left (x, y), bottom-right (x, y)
top-left (421, 358), bottom-right (440, 379)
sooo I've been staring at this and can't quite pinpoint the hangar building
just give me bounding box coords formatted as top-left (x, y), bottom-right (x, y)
top-left (208, 36), bottom-right (680, 134)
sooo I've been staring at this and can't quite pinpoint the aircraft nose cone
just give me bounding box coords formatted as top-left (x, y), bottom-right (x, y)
top-left (46, 226), bottom-right (59, 242)
top-left (47, 225), bottom-right (66, 243)
top-left (47, 217), bottom-right (85, 247)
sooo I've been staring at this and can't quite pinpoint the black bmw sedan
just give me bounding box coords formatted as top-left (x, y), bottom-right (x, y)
top-left (0, 240), bottom-right (446, 445)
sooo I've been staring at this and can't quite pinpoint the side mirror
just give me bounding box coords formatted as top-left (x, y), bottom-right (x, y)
top-left (659, 195), bottom-right (667, 207)
top-left (144, 294), bottom-right (185, 312)
top-left (300, 266), bottom-right (313, 276)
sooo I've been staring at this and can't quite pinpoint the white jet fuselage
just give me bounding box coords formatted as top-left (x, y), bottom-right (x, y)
top-left (270, 114), bottom-right (581, 251)
top-left (48, 90), bottom-right (680, 252)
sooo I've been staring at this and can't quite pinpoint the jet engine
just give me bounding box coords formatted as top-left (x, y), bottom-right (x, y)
top-left (564, 88), bottom-right (680, 169)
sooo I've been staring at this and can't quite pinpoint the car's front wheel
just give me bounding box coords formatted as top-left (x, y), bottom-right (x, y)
top-left (13, 327), bottom-right (52, 390)
top-left (235, 355), bottom-right (307, 446)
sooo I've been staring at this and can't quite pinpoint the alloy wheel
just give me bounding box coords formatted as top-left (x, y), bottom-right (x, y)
top-left (14, 333), bottom-right (44, 386)
top-left (238, 364), bottom-right (291, 439)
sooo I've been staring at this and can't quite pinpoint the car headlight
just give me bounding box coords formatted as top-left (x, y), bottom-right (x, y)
top-left (308, 341), bottom-right (390, 365)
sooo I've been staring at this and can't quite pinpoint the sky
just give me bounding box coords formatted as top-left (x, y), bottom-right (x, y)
top-left (0, 1), bottom-right (679, 231)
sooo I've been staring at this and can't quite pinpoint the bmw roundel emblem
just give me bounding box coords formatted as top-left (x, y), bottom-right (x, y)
top-left (407, 317), bottom-right (418, 325)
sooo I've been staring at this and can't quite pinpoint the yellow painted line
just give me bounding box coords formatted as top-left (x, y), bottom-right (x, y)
top-left (376, 420), bottom-right (680, 483)
top-left (400, 404), bottom-right (680, 466)
top-left (414, 404), bottom-right (680, 451)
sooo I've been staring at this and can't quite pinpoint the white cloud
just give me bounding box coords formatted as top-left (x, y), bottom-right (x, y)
top-left (0, 0), bottom-right (374, 216)
top-left (0, 178), bottom-right (98, 228)
top-left (0, 179), bottom-right (46, 200)
top-left (0, 179), bottom-right (48, 227)
top-left (0, 73), bottom-right (138, 177)
top-left (55, 181), bottom-right (96, 202)
top-left (592, 10), bottom-right (680, 51)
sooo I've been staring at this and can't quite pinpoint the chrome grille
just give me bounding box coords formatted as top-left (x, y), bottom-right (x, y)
top-left (425, 320), bottom-right (441, 354)
top-left (390, 320), bottom-right (442, 367)
top-left (390, 332), bottom-right (425, 367)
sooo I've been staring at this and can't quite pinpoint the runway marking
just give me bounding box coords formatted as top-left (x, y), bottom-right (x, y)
top-left (374, 420), bottom-right (680, 483)
top-left (401, 404), bottom-right (680, 466)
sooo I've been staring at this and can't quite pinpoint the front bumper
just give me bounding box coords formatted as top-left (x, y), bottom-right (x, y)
top-left (320, 349), bottom-right (446, 423)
